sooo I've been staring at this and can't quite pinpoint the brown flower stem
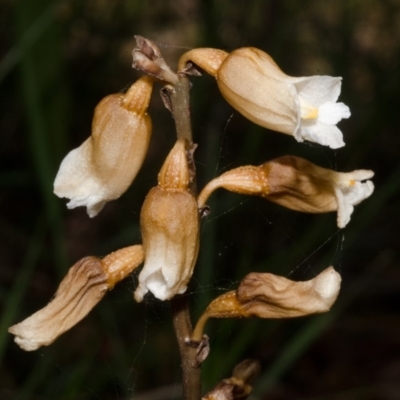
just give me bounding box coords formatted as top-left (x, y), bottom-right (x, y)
top-left (168, 72), bottom-right (201, 399)
top-left (191, 311), bottom-right (210, 343)
top-left (197, 178), bottom-right (222, 208)
top-left (170, 75), bottom-right (193, 143)
top-left (171, 295), bottom-right (202, 400)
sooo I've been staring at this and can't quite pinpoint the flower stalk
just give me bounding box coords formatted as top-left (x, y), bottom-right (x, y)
top-left (167, 74), bottom-right (202, 400)
top-left (132, 35), bottom-right (202, 400)
top-left (167, 75), bottom-right (202, 400)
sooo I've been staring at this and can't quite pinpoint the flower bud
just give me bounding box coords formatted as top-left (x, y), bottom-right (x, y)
top-left (54, 76), bottom-right (153, 217)
top-left (8, 246), bottom-right (144, 351)
top-left (135, 139), bottom-right (199, 302)
top-left (198, 156), bottom-right (374, 228)
top-left (132, 36), bottom-right (178, 84)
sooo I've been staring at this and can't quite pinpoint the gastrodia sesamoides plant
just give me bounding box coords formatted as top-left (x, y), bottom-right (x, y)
top-left (10, 36), bottom-right (375, 400)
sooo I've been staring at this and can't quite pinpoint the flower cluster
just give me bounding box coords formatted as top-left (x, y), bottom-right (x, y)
top-left (9, 35), bottom-right (373, 369)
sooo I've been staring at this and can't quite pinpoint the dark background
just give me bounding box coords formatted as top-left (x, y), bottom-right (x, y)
top-left (1, 1), bottom-right (399, 399)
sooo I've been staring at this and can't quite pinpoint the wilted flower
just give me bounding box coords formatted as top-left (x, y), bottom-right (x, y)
top-left (179, 47), bottom-right (350, 149)
top-left (236, 267), bottom-right (341, 318)
top-left (192, 267), bottom-right (341, 341)
top-left (9, 246), bottom-right (144, 351)
top-left (203, 359), bottom-right (261, 400)
top-left (54, 76), bottom-right (153, 217)
top-left (132, 35), bottom-right (179, 84)
top-left (198, 155), bottom-right (374, 228)
top-left (134, 139), bottom-right (199, 302)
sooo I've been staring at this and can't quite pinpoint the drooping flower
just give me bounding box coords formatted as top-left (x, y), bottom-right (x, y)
top-left (198, 156), bottom-right (374, 228)
top-left (9, 246), bottom-right (144, 351)
top-left (192, 267), bottom-right (341, 341)
top-left (134, 139), bottom-right (199, 302)
top-left (54, 76), bottom-right (153, 217)
top-left (179, 47), bottom-right (350, 149)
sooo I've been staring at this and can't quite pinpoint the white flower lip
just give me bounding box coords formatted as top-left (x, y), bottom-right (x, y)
top-left (134, 242), bottom-right (191, 301)
top-left (54, 139), bottom-right (108, 217)
top-left (334, 170), bottom-right (374, 228)
top-left (292, 76), bottom-right (351, 149)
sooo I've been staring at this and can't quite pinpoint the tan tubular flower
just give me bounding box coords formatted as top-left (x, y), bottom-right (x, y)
top-left (192, 267), bottom-right (341, 341)
top-left (9, 246), bottom-right (143, 351)
top-left (236, 267), bottom-right (341, 318)
top-left (198, 156), bottom-right (374, 228)
top-left (54, 76), bottom-right (153, 217)
top-left (218, 48), bottom-right (351, 148)
top-left (134, 139), bottom-right (200, 302)
top-left (181, 47), bottom-right (350, 148)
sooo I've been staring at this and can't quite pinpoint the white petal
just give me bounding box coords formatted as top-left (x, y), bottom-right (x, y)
top-left (67, 196), bottom-right (106, 218)
top-left (54, 140), bottom-right (109, 217)
top-left (293, 76), bottom-right (342, 106)
top-left (318, 102), bottom-right (351, 125)
top-left (312, 266), bottom-right (342, 308)
top-left (334, 186), bottom-right (353, 228)
top-left (298, 123), bottom-right (345, 149)
top-left (337, 170), bottom-right (374, 182)
top-left (342, 180), bottom-right (374, 206)
top-left (334, 180), bottom-right (374, 228)
top-left (134, 234), bottom-right (191, 302)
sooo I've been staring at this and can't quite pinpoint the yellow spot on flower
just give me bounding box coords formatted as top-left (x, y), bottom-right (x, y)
top-left (299, 98), bottom-right (319, 120)
top-left (302, 107), bottom-right (319, 120)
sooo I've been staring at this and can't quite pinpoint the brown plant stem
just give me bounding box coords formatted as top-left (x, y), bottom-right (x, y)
top-left (171, 295), bottom-right (201, 400)
top-left (168, 73), bottom-right (201, 400)
top-left (170, 75), bottom-right (193, 143)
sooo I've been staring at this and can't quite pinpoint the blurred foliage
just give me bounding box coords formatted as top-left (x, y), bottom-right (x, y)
top-left (1, 0), bottom-right (400, 399)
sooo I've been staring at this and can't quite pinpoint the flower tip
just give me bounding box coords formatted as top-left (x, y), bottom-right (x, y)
top-left (313, 266), bottom-right (341, 308)
top-left (349, 169), bottom-right (375, 181)
top-left (335, 170), bottom-right (375, 228)
top-left (8, 325), bottom-right (42, 352)
top-left (133, 286), bottom-right (146, 303)
top-left (65, 196), bottom-right (106, 218)
top-left (134, 265), bottom-right (189, 302)
top-left (297, 125), bottom-right (345, 149)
